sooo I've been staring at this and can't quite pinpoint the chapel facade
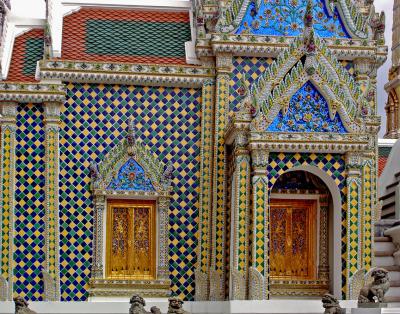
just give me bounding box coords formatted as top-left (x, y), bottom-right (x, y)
top-left (0, 0), bottom-right (387, 302)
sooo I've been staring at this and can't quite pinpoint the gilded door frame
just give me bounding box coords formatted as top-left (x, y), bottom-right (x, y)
top-left (106, 199), bottom-right (157, 280)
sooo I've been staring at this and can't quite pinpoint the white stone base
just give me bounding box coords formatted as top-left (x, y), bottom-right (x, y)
top-left (1, 300), bottom-right (400, 314)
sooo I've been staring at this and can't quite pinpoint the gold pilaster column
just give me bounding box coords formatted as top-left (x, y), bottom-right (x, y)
top-left (43, 102), bottom-right (62, 301)
top-left (230, 131), bottom-right (250, 300)
top-left (210, 53), bottom-right (232, 301)
top-left (195, 79), bottom-right (216, 301)
top-left (0, 101), bottom-right (18, 300)
top-left (345, 152), bottom-right (363, 299)
top-left (248, 148), bottom-right (269, 300)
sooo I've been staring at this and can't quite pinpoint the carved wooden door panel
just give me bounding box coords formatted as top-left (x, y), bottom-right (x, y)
top-left (106, 200), bottom-right (156, 279)
top-left (270, 199), bottom-right (317, 280)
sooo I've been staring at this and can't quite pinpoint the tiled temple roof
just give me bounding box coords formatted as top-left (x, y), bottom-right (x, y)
top-left (7, 29), bottom-right (44, 82)
top-left (62, 8), bottom-right (191, 65)
top-left (378, 146), bottom-right (392, 177)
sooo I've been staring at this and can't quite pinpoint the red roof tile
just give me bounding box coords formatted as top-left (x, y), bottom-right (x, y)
top-left (62, 8), bottom-right (191, 64)
top-left (378, 156), bottom-right (388, 177)
top-left (6, 29), bottom-right (44, 82)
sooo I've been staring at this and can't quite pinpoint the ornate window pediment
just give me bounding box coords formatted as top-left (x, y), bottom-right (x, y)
top-left (88, 120), bottom-right (172, 298)
top-left (90, 120), bottom-right (172, 197)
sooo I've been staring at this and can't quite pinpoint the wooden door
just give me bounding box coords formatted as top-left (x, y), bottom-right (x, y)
top-left (106, 200), bottom-right (156, 279)
top-left (270, 199), bottom-right (317, 280)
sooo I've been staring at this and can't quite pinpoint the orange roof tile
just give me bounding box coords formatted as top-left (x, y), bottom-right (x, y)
top-left (62, 8), bottom-right (191, 65)
top-left (6, 29), bottom-right (44, 82)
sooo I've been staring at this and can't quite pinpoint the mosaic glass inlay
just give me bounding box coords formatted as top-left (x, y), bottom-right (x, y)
top-left (236, 0), bottom-right (349, 38)
top-left (107, 158), bottom-right (155, 191)
top-left (267, 81), bottom-right (348, 133)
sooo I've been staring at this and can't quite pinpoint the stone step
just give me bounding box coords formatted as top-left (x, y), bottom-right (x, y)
top-left (386, 180), bottom-right (400, 191)
top-left (389, 271), bottom-right (400, 281)
top-left (376, 255), bottom-right (395, 267)
top-left (375, 250), bottom-right (395, 257)
top-left (386, 286), bottom-right (400, 297)
top-left (381, 190), bottom-right (396, 201)
top-left (385, 295), bottom-right (400, 303)
top-left (375, 241), bottom-right (396, 252)
top-left (382, 207), bottom-right (397, 219)
top-left (384, 265), bottom-right (400, 271)
top-left (391, 280), bottom-right (400, 287)
top-left (376, 236), bottom-right (393, 242)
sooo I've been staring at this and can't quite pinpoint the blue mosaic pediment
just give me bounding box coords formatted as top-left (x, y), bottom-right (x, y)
top-left (236, 0), bottom-right (349, 38)
top-left (267, 81), bottom-right (348, 133)
top-left (107, 158), bottom-right (155, 191)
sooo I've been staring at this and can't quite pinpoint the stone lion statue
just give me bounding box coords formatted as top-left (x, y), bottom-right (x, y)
top-left (322, 294), bottom-right (345, 314)
top-left (167, 297), bottom-right (190, 314)
top-left (129, 294), bottom-right (161, 314)
top-left (14, 296), bottom-right (37, 314)
top-left (358, 268), bottom-right (390, 304)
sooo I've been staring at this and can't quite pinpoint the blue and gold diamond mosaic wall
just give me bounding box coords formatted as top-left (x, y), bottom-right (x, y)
top-left (59, 83), bottom-right (201, 301)
top-left (229, 57), bottom-right (273, 111)
top-left (14, 104), bottom-right (46, 300)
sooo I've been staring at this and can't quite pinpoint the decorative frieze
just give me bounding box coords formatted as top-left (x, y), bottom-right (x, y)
top-left (196, 35), bottom-right (387, 67)
top-left (247, 132), bottom-right (372, 153)
top-left (38, 60), bottom-right (215, 88)
top-left (0, 83), bottom-right (66, 103)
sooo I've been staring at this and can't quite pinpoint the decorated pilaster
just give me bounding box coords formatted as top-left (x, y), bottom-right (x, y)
top-left (361, 154), bottom-right (374, 271)
top-left (195, 79), bottom-right (216, 301)
top-left (345, 152), bottom-right (363, 298)
top-left (210, 53), bottom-right (232, 301)
top-left (43, 102), bottom-right (62, 301)
top-left (318, 194), bottom-right (329, 281)
top-left (230, 131), bottom-right (250, 300)
top-left (0, 101), bottom-right (17, 300)
top-left (91, 193), bottom-right (105, 279)
top-left (248, 148), bottom-right (269, 300)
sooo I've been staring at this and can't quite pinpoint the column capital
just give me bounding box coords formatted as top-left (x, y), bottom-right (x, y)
top-left (251, 148), bottom-right (269, 172)
top-left (43, 101), bottom-right (62, 125)
top-left (0, 101), bottom-right (17, 124)
top-left (354, 58), bottom-right (376, 79)
top-left (216, 53), bottom-right (232, 74)
top-left (345, 152), bottom-right (363, 176)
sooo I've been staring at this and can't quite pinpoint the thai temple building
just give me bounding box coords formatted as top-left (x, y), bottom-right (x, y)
top-left (0, 0), bottom-right (395, 309)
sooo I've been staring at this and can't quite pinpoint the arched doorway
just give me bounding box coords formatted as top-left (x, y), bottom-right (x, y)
top-left (269, 169), bottom-right (338, 297)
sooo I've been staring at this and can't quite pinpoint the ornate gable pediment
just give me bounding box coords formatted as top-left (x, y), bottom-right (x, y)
top-left (90, 120), bottom-right (172, 196)
top-left (233, 10), bottom-right (371, 134)
top-left (215, 0), bottom-right (384, 40)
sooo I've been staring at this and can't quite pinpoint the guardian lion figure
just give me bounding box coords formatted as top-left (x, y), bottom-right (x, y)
top-left (14, 297), bottom-right (37, 314)
top-left (358, 268), bottom-right (390, 304)
top-left (167, 297), bottom-right (190, 314)
top-left (322, 294), bottom-right (345, 314)
top-left (129, 294), bottom-right (161, 314)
